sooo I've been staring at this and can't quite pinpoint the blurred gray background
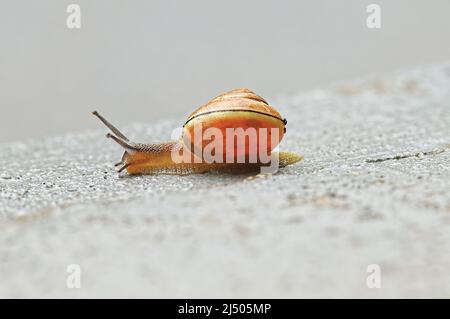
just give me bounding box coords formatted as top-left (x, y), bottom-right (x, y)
top-left (1, 0), bottom-right (449, 143)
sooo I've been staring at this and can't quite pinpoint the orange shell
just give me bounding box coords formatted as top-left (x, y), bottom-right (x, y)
top-left (182, 88), bottom-right (286, 162)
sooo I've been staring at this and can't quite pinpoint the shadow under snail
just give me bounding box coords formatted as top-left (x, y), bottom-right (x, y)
top-left (93, 88), bottom-right (303, 175)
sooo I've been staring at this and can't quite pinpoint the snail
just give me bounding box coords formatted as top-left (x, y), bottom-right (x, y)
top-left (93, 88), bottom-right (302, 175)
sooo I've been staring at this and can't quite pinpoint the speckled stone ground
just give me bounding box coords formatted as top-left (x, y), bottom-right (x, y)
top-left (0, 63), bottom-right (449, 298)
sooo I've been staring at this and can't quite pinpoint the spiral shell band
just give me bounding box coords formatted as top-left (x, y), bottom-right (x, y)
top-left (183, 109), bottom-right (287, 127)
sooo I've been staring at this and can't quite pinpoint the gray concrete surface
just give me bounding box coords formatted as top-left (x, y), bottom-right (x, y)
top-left (0, 63), bottom-right (449, 298)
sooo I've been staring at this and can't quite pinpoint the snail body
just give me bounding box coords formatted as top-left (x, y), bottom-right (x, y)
top-left (93, 88), bottom-right (302, 175)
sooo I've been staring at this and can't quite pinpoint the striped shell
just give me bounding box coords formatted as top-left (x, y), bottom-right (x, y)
top-left (182, 88), bottom-right (286, 161)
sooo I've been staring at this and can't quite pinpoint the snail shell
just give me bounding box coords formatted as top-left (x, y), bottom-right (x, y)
top-left (183, 88), bottom-right (286, 161)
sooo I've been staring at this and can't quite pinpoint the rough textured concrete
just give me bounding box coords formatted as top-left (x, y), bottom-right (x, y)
top-left (0, 63), bottom-right (449, 298)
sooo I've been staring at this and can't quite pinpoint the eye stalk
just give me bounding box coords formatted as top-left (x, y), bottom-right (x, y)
top-left (92, 110), bottom-right (129, 141)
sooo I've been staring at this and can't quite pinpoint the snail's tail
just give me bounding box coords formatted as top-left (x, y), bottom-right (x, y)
top-left (278, 151), bottom-right (304, 167)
